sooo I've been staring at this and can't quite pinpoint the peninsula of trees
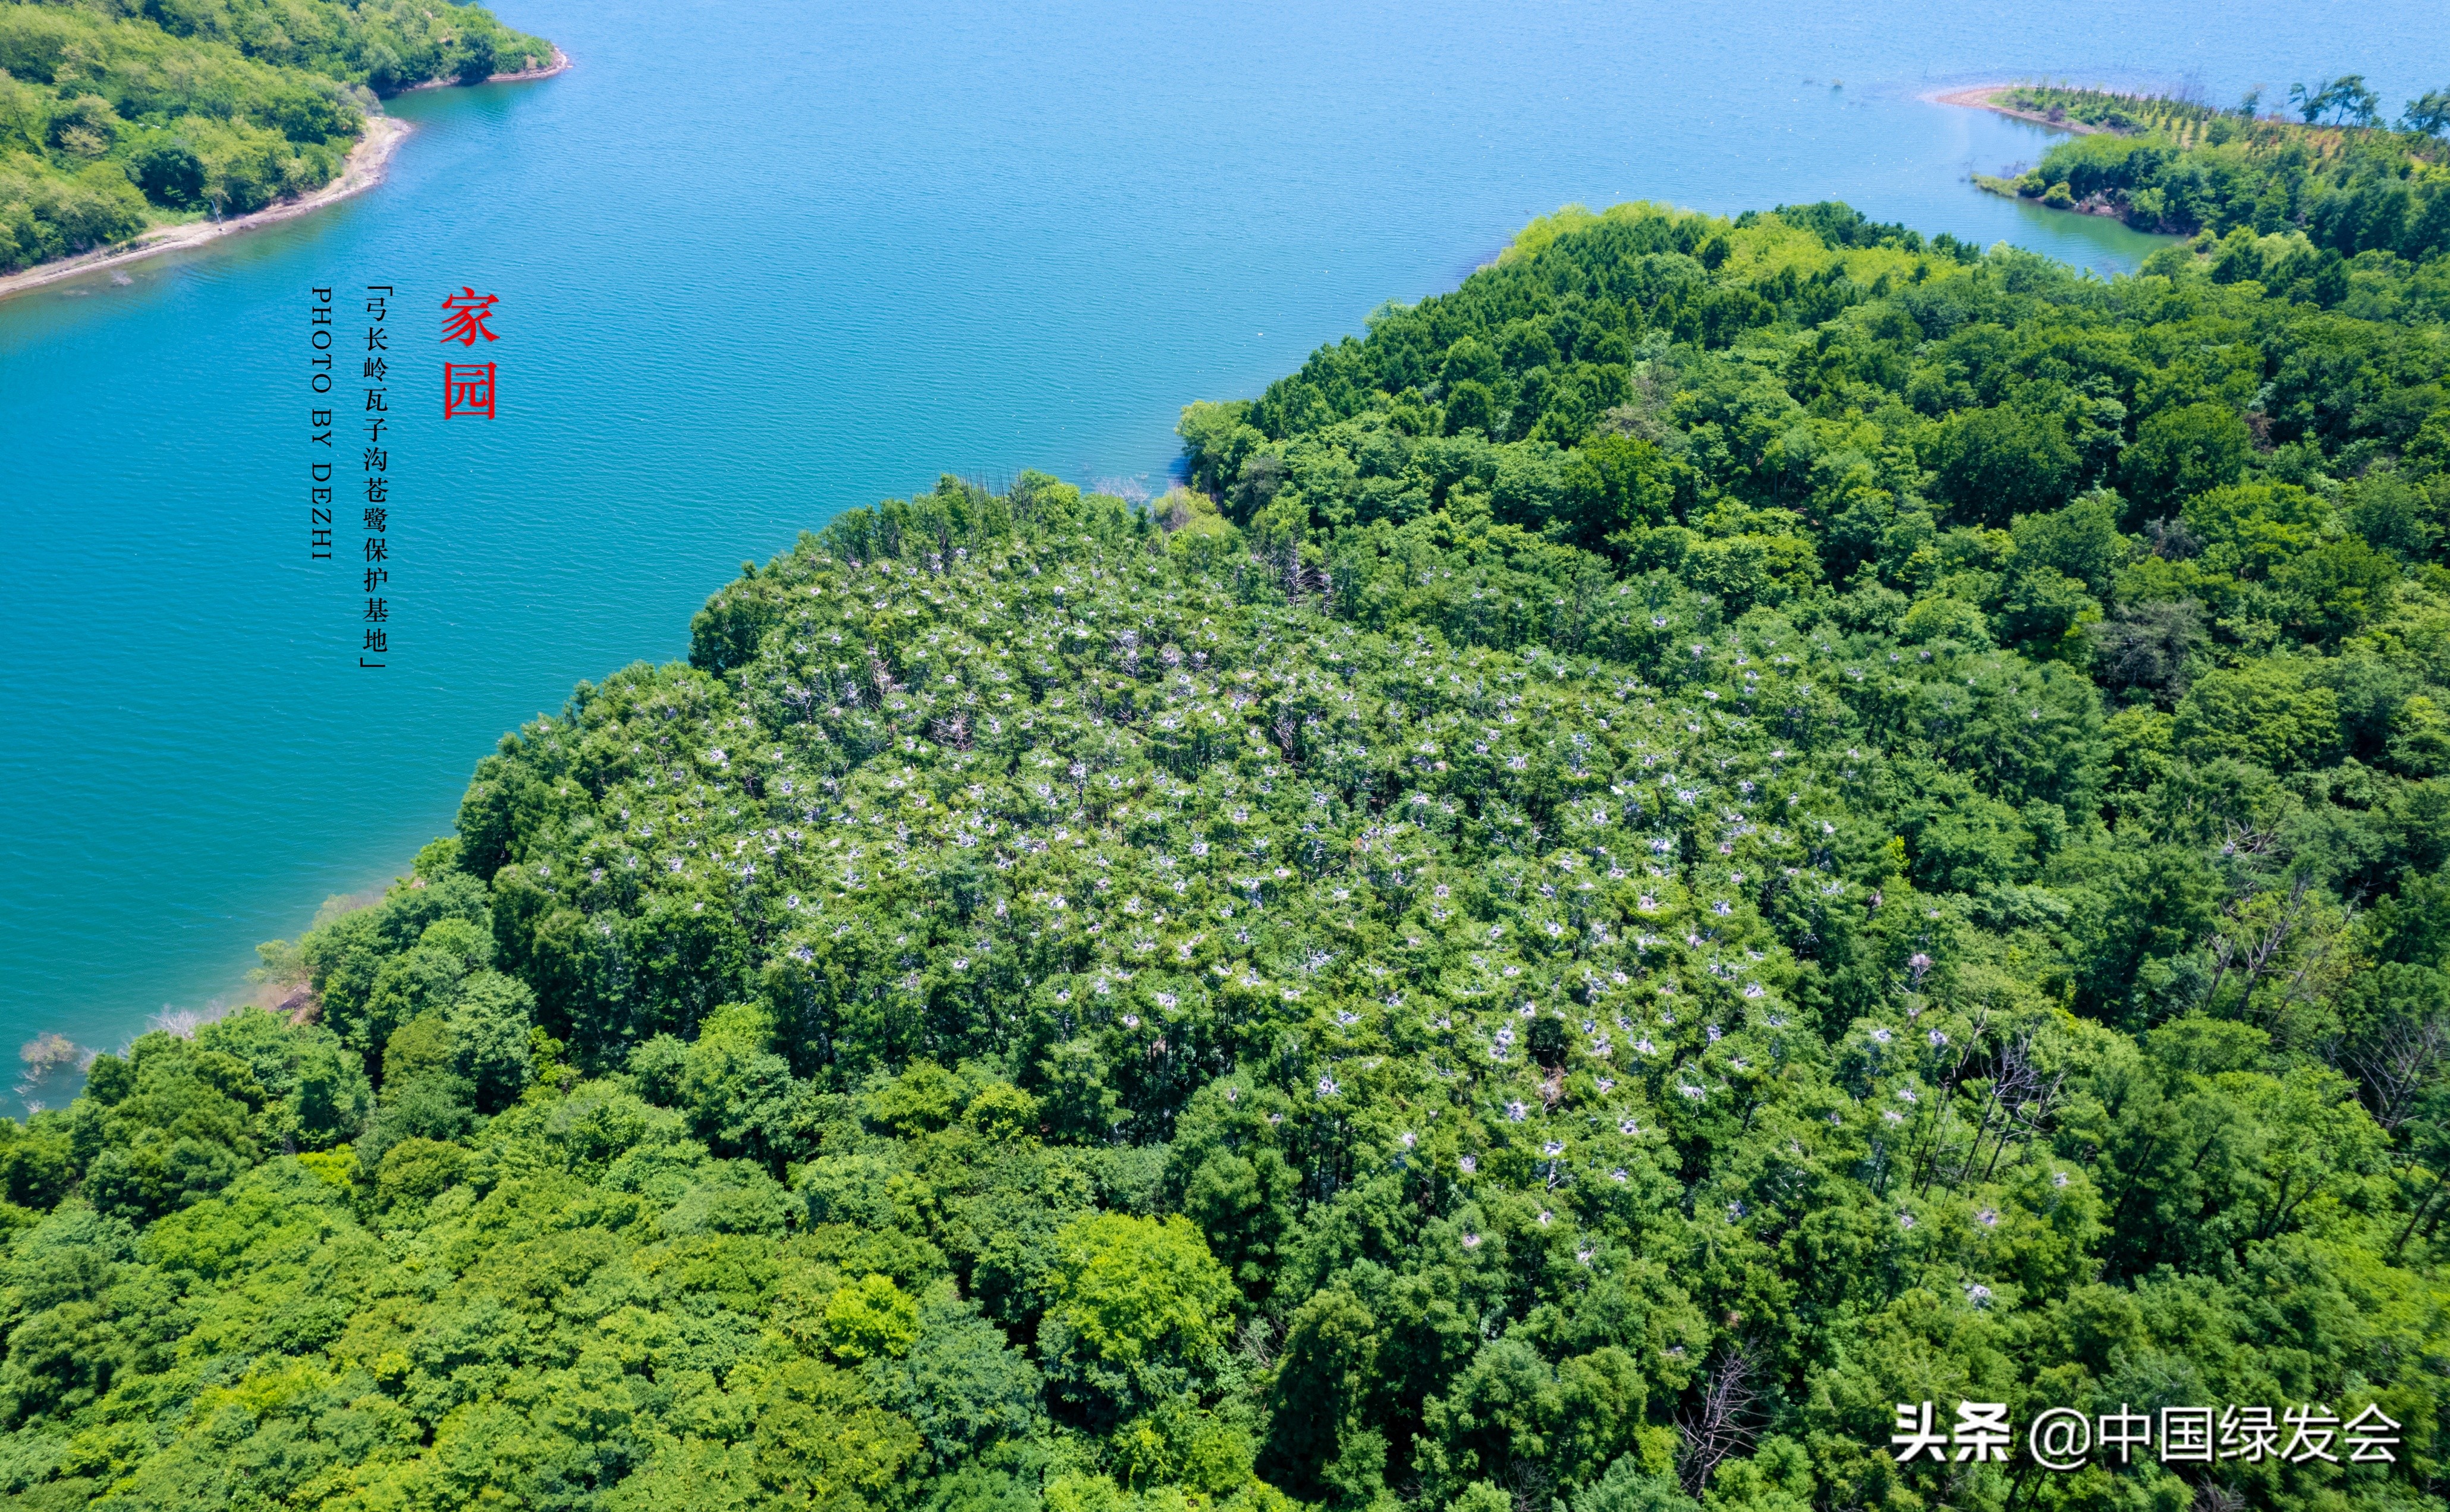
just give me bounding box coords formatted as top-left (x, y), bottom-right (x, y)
top-left (0, 0), bottom-right (553, 274)
top-left (1971, 81), bottom-right (2450, 267)
top-left (4, 196), bottom-right (2450, 1510)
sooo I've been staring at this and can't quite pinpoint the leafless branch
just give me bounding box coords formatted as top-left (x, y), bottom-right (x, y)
top-left (2348, 1011), bottom-right (2450, 1130)
top-left (1676, 1343), bottom-right (1758, 1495)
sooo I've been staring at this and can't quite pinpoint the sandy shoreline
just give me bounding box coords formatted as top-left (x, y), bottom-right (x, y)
top-left (1925, 83), bottom-right (2109, 136)
top-left (0, 46), bottom-right (568, 306)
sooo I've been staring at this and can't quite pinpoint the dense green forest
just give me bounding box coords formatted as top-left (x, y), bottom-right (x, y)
top-left (7, 196), bottom-right (2450, 1511)
top-left (0, 0), bottom-right (551, 272)
top-left (1977, 82), bottom-right (2450, 265)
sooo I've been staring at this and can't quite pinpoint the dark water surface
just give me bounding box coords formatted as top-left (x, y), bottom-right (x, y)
top-left (3, 0), bottom-right (2445, 1097)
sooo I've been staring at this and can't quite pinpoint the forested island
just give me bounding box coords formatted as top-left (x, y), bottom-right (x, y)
top-left (1967, 81), bottom-right (2450, 267)
top-left (4, 194), bottom-right (2450, 1510)
top-left (0, 0), bottom-right (553, 275)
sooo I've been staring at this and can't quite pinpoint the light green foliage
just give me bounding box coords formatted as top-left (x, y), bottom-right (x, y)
top-left (825, 1272), bottom-right (922, 1362)
top-left (0, 0), bottom-right (551, 272)
top-left (2174, 657), bottom-right (2344, 769)
top-left (1571, 1456), bottom-right (1700, 1512)
top-left (6, 197), bottom-right (2450, 1511)
top-left (2184, 480), bottom-right (2332, 577)
top-left (1053, 1215), bottom-right (1232, 1366)
top-left (1987, 84), bottom-right (2450, 266)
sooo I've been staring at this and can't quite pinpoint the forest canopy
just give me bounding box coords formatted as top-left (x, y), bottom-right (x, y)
top-left (1977, 83), bottom-right (2450, 262)
top-left (5, 197), bottom-right (2450, 1511)
top-left (0, 0), bottom-right (551, 272)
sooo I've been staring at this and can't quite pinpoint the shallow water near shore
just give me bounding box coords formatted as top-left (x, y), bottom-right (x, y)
top-left (1, 0), bottom-right (2445, 1102)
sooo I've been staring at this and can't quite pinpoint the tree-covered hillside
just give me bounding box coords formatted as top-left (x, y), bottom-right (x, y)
top-left (1975, 82), bottom-right (2450, 263)
top-left (0, 0), bottom-right (551, 272)
top-left (5, 198), bottom-right (2450, 1511)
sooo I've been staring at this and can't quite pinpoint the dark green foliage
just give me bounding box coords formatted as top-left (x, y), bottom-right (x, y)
top-left (124, 137), bottom-right (201, 207)
top-left (1930, 405), bottom-right (2078, 526)
top-left (1986, 84), bottom-right (2450, 265)
top-left (2121, 401), bottom-right (2252, 518)
top-left (6, 199), bottom-right (2450, 1511)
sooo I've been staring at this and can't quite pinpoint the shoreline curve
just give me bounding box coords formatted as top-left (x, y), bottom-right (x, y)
top-left (1924, 81), bottom-right (2110, 136)
top-left (407, 42), bottom-right (571, 91)
top-left (0, 46), bottom-right (570, 307)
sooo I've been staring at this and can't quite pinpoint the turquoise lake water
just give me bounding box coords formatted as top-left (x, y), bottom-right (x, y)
top-left (4, 0), bottom-right (2447, 1105)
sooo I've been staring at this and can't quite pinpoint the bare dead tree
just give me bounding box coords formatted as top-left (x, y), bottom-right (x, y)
top-left (1676, 1343), bottom-right (1759, 1495)
top-left (1272, 542), bottom-right (1303, 606)
top-left (2267, 899), bottom-right (2355, 1030)
top-left (1978, 1032), bottom-right (2060, 1183)
top-left (2394, 1156), bottom-right (2450, 1255)
top-left (2202, 873), bottom-right (2311, 1013)
top-left (2191, 1480), bottom-right (2245, 1512)
top-left (2347, 1011), bottom-right (2450, 1131)
top-left (1505, 1461), bottom-right (1555, 1512)
top-left (1911, 1010), bottom-right (1991, 1194)
top-left (1237, 1313), bottom-right (1282, 1368)
top-left (930, 713), bottom-right (973, 751)
top-left (1931, 1033), bottom-right (2014, 1193)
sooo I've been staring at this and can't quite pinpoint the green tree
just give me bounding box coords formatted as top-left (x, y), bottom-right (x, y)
top-left (2121, 402), bottom-right (2251, 519)
top-left (2405, 88), bottom-right (2450, 137)
top-left (126, 138), bottom-right (205, 208)
top-left (1041, 1212), bottom-right (1234, 1420)
top-left (1178, 401), bottom-right (1266, 497)
top-left (2174, 657), bottom-right (2342, 770)
top-left (1928, 406), bottom-right (2077, 527)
